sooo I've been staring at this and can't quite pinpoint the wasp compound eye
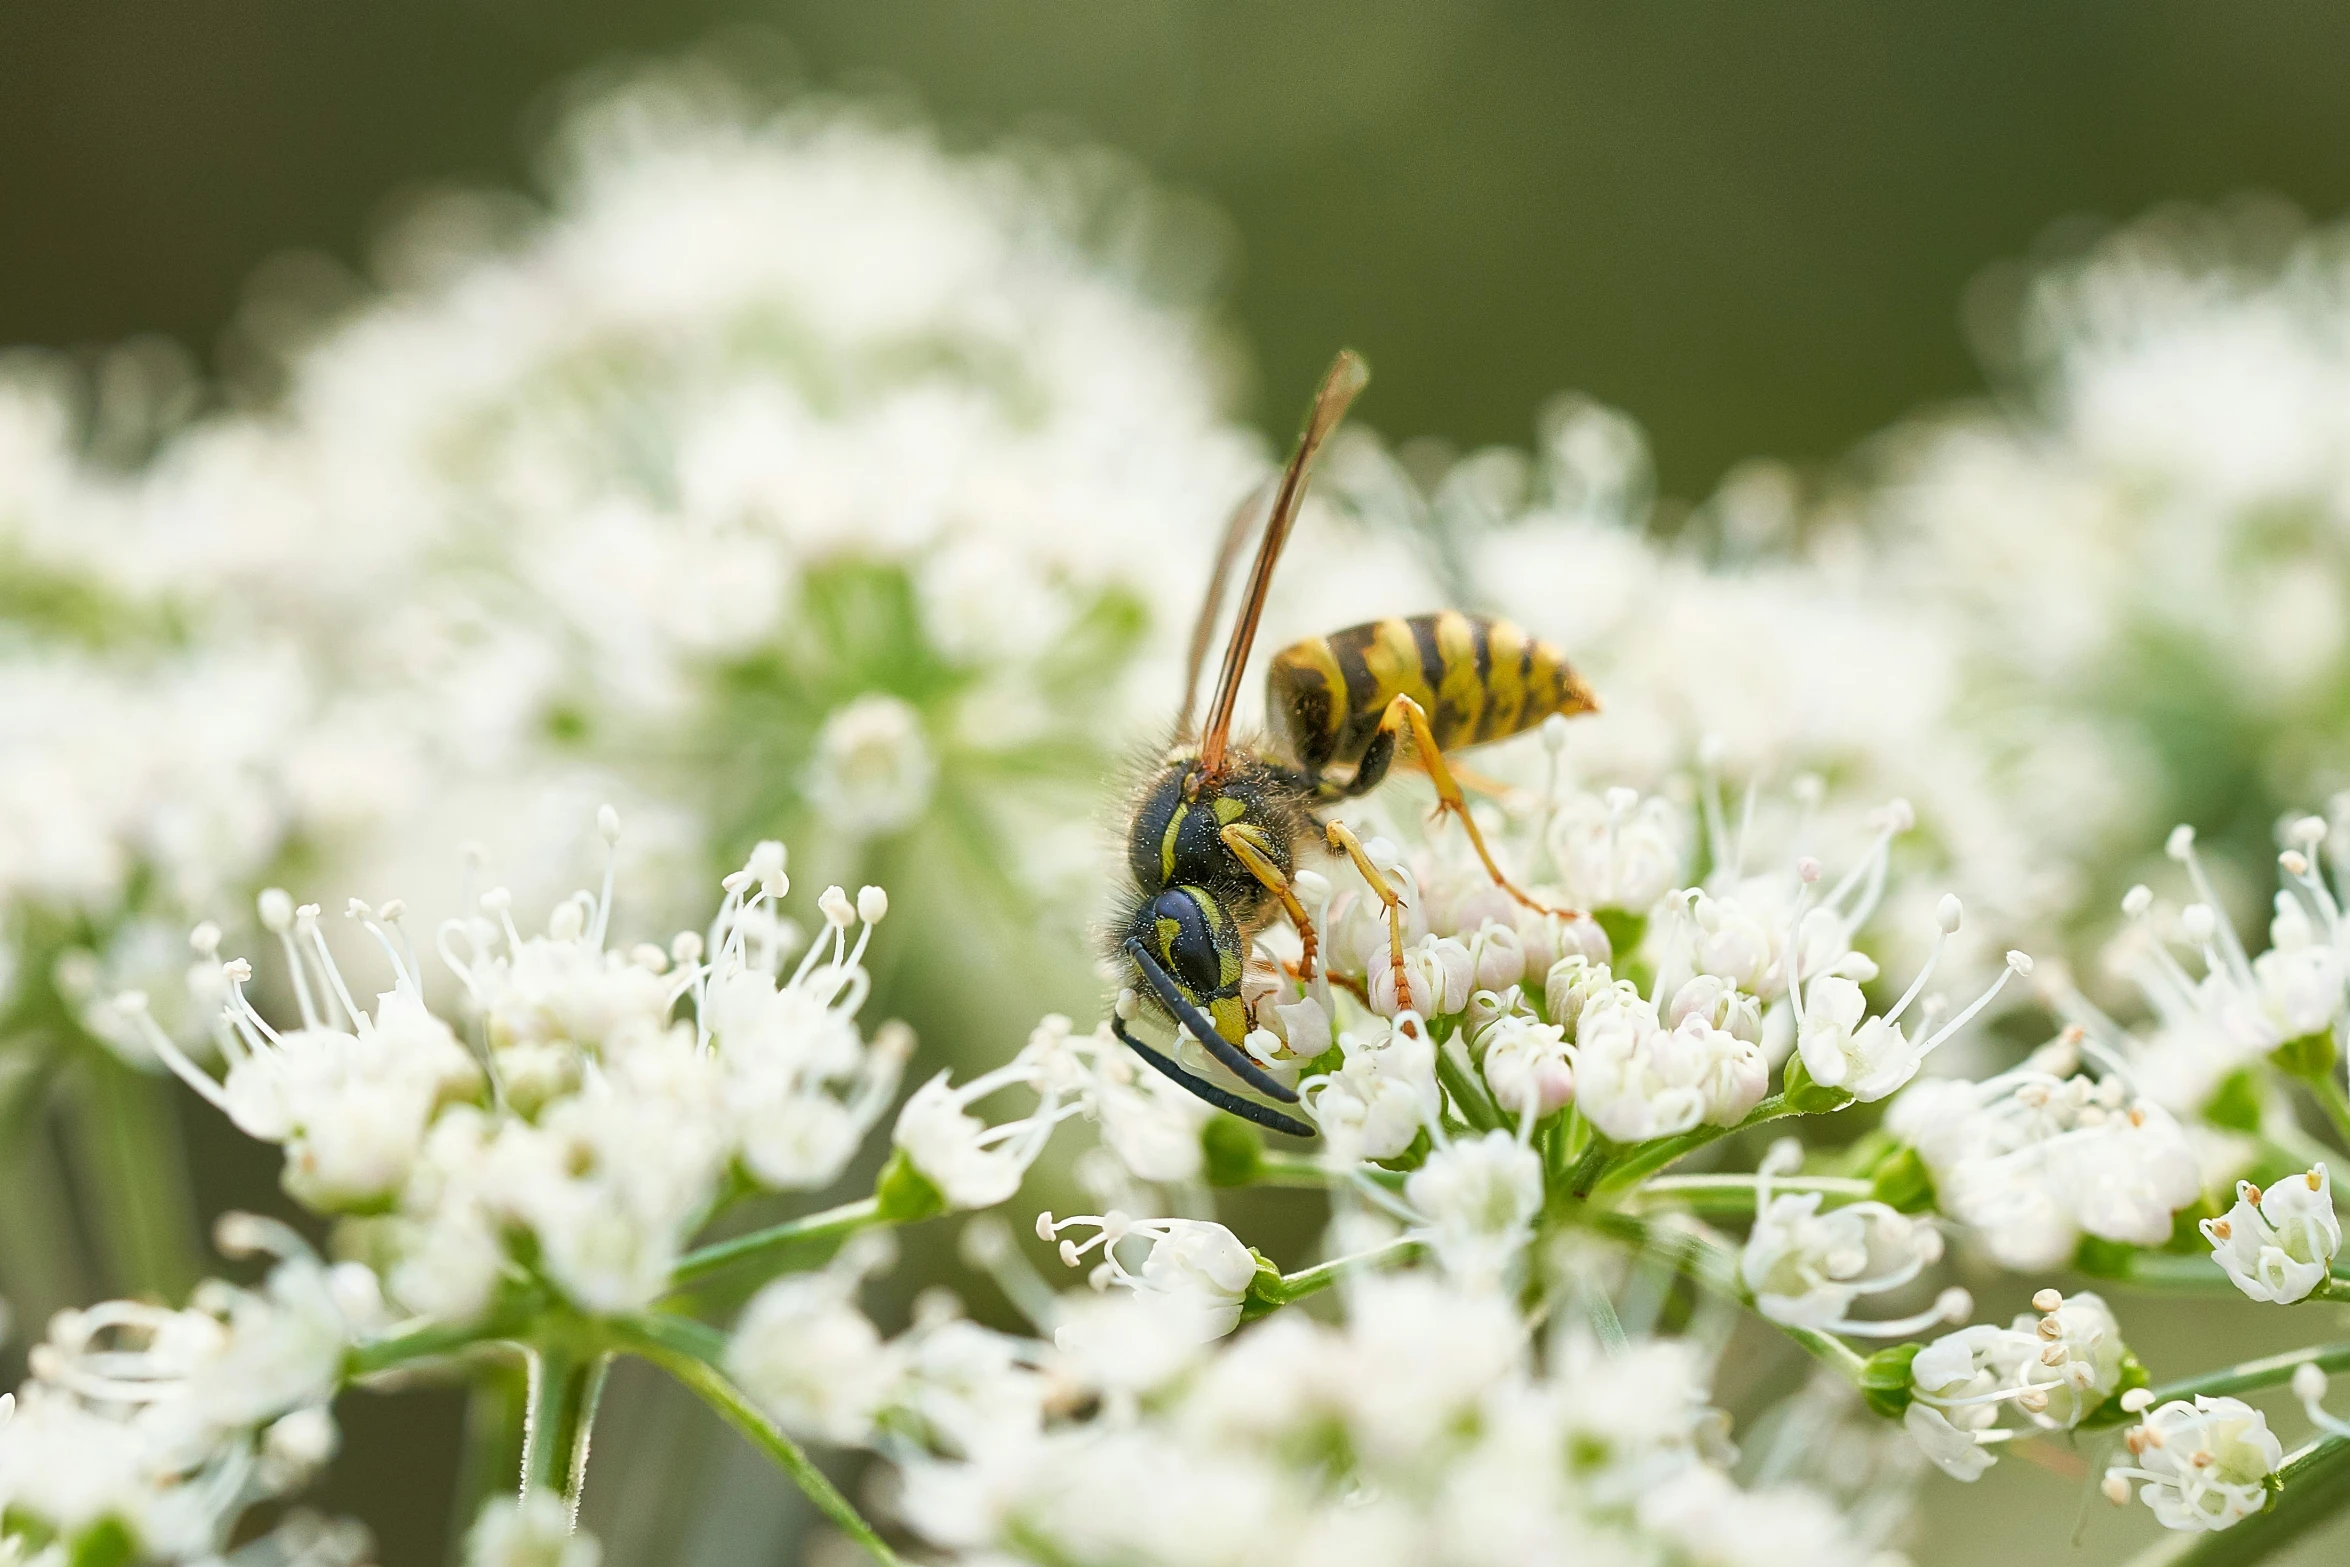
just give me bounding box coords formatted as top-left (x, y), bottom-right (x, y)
top-left (1149, 889), bottom-right (1223, 996)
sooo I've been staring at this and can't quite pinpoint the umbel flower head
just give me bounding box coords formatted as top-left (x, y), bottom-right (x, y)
top-left (122, 814), bottom-right (1075, 1322)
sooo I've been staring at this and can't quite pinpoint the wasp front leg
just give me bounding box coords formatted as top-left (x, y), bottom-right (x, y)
top-left (1376, 693), bottom-right (1577, 921)
top-left (1219, 821), bottom-right (1318, 983)
top-left (1324, 819), bottom-right (1413, 1016)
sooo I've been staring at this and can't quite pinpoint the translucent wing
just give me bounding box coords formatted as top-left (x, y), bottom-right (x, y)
top-left (1177, 479), bottom-right (1273, 739)
top-left (1197, 349), bottom-right (1370, 776)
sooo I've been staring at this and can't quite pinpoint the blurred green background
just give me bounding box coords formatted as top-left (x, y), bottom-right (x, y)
top-left (13, 1), bottom-right (2350, 492)
top-left (10, 4), bottom-right (2350, 1562)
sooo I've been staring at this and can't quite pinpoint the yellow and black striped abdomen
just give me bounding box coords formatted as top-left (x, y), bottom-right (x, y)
top-left (1265, 611), bottom-right (1595, 779)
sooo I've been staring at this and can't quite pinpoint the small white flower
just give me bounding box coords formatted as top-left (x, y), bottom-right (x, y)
top-left (806, 692), bottom-right (936, 839)
top-left (1300, 1015), bottom-right (1439, 1162)
top-left (1475, 1010), bottom-right (1575, 1119)
top-left (728, 1244), bottom-right (903, 1445)
top-left (1740, 1143), bottom-right (1956, 1335)
top-left (1888, 1067), bottom-right (2199, 1270)
top-left (465, 1488), bottom-right (603, 1567)
top-left (892, 1017), bottom-right (1080, 1209)
top-left (2202, 1165), bottom-right (2340, 1304)
top-left (1401, 1129), bottom-right (1544, 1287)
top-left (2103, 1396), bottom-right (2282, 1533)
top-left (1575, 996), bottom-right (1766, 1143)
top-left (1040, 1211), bottom-right (1259, 1340)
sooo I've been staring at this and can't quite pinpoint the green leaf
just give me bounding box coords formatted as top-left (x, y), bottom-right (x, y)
top-left (2081, 1348), bottom-right (2152, 1429)
top-left (1866, 1145), bottom-right (1936, 1213)
top-left (1859, 1342), bottom-right (1923, 1419)
top-left (1780, 1054), bottom-right (1855, 1115)
top-left (1591, 908), bottom-right (1647, 961)
top-left (2074, 1234), bottom-right (2140, 1278)
top-left (68, 1517), bottom-right (137, 1567)
top-left (1201, 1115), bottom-right (1266, 1188)
top-left (2204, 1068), bottom-right (2265, 1134)
top-left (873, 1148), bottom-right (947, 1223)
top-left (2272, 1027), bottom-right (2340, 1083)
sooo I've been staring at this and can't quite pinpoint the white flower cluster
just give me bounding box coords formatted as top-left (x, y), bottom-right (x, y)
top-left (1226, 758), bottom-right (2024, 1164)
top-left (1901, 1287), bottom-right (2135, 1482)
top-left (730, 1264), bottom-right (1891, 1567)
top-left (1867, 207), bottom-right (2350, 878)
top-left (0, 1215), bottom-right (378, 1565)
top-left (124, 824), bottom-right (1021, 1321)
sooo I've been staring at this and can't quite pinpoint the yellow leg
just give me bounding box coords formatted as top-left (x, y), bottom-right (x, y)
top-left (1381, 694), bottom-right (1577, 919)
top-left (1325, 818), bottom-right (1413, 1018)
top-left (1221, 822), bottom-right (1319, 983)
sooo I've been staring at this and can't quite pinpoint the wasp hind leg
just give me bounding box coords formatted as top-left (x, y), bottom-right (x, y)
top-left (1111, 1018), bottom-right (1315, 1138)
top-left (1373, 693), bottom-right (1578, 921)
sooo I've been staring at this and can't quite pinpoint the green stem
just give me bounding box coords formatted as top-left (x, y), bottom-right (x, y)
top-left (1591, 1095), bottom-right (1796, 1197)
top-left (2314, 1075), bottom-right (2350, 1152)
top-left (2086, 1250), bottom-right (2244, 1296)
top-left (670, 1197), bottom-right (886, 1289)
top-left (520, 1340), bottom-right (605, 1516)
top-left (348, 1304), bottom-right (534, 1377)
top-left (1435, 1036), bottom-right (1502, 1132)
top-left (1252, 1151), bottom-right (1407, 1190)
top-left (2137, 1341), bottom-right (2350, 1407)
top-left (1626, 1173), bottom-right (1872, 1216)
top-left (1246, 1238), bottom-right (1419, 1317)
top-left (447, 1357), bottom-right (529, 1562)
top-left (607, 1313), bottom-right (904, 1567)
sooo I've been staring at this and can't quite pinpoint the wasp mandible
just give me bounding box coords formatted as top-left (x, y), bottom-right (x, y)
top-left (1107, 351), bottom-right (1601, 1138)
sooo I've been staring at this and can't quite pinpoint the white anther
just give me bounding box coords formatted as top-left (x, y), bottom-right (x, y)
top-left (2033, 1288), bottom-right (2063, 1313)
top-left (2180, 904), bottom-right (2217, 944)
top-left (2121, 884), bottom-right (2153, 918)
top-left (858, 886), bottom-right (890, 925)
top-left (2006, 950), bottom-right (2034, 977)
top-left (1935, 1287), bottom-right (1972, 1323)
top-left (2294, 1363), bottom-right (2329, 1403)
top-left (223, 958), bottom-right (253, 983)
top-left (480, 888), bottom-right (511, 914)
top-left (670, 931), bottom-right (704, 966)
top-left (1795, 856), bottom-right (1822, 884)
top-left (721, 870), bottom-right (753, 895)
top-left (1541, 713), bottom-right (1572, 752)
top-left (188, 921), bottom-right (221, 957)
top-left (1936, 894), bottom-right (1963, 934)
top-left (345, 897), bottom-right (371, 920)
top-left (2166, 824), bottom-right (2196, 861)
top-left (2283, 850), bottom-right (2311, 876)
top-left (598, 804), bottom-right (622, 844)
top-left (378, 899), bottom-right (405, 922)
top-left (2292, 816), bottom-right (2328, 848)
top-left (819, 886), bottom-right (855, 927)
top-left (2120, 1388), bottom-right (2154, 1413)
top-left (1293, 869), bottom-right (1331, 903)
top-left (258, 888), bottom-right (294, 932)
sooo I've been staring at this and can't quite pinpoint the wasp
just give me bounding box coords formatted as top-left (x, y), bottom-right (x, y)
top-left (1107, 350), bottom-right (1601, 1138)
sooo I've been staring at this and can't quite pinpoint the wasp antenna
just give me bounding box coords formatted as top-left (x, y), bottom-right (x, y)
top-left (1112, 1018), bottom-right (1316, 1138)
top-left (1198, 349), bottom-right (1370, 776)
